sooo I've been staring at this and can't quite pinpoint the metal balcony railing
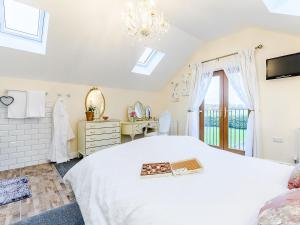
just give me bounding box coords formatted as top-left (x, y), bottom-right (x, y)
top-left (204, 108), bottom-right (248, 151)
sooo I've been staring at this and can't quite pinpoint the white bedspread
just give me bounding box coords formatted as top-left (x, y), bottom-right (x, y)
top-left (64, 136), bottom-right (293, 225)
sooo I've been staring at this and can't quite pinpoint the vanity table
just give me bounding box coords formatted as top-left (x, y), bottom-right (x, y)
top-left (121, 101), bottom-right (159, 141)
top-left (121, 120), bottom-right (158, 141)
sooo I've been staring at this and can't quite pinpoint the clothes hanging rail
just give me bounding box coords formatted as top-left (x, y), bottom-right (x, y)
top-left (201, 44), bottom-right (263, 64)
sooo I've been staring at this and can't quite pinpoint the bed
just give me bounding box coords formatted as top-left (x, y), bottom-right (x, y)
top-left (64, 136), bottom-right (293, 225)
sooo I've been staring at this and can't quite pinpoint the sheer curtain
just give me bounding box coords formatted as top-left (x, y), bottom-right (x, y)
top-left (238, 49), bottom-right (261, 157)
top-left (186, 49), bottom-right (261, 157)
top-left (223, 49), bottom-right (261, 157)
top-left (185, 63), bottom-right (214, 138)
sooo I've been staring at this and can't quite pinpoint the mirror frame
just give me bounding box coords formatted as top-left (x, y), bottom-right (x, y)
top-left (85, 87), bottom-right (106, 119)
top-left (134, 101), bottom-right (145, 119)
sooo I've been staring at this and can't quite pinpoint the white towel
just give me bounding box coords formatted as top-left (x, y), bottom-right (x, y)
top-left (7, 90), bottom-right (27, 119)
top-left (26, 91), bottom-right (46, 118)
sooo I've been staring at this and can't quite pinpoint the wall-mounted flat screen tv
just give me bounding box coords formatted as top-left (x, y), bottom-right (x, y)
top-left (266, 52), bottom-right (300, 80)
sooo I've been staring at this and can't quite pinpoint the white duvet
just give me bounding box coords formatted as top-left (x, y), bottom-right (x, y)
top-left (64, 136), bottom-right (293, 225)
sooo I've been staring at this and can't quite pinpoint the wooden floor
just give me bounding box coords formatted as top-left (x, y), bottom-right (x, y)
top-left (0, 164), bottom-right (75, 225)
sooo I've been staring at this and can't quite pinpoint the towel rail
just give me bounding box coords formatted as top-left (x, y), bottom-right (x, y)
top-left (5, 90), bottom-right (71, 98)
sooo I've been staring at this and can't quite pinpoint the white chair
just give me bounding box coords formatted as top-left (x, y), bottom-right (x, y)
top-left (145, 111), bottom-right (172, 137)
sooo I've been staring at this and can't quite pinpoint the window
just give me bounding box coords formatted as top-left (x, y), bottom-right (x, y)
top-left (137, 48), bottom-right (156, 65)
top-left (262, 0), bottom-right (300, 16)
top-left (0, 0), bottom-right (49, 54)
top-left (132, 47), bottom-right (165, 75)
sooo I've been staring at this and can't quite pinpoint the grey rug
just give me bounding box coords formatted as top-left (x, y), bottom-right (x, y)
top-left (54, 158), bottom-right (82, 178)
top-left (0, 176), bottom-right (31, 206)
top-left (13, 202), bottom-right (84, 225)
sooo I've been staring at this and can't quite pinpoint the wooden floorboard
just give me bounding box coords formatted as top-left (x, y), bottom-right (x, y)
top-left (0, 164), bottom-right (75, 225)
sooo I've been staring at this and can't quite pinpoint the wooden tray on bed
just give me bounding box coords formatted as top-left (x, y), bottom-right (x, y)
top-left (171, 159), bottom-right (203, 175)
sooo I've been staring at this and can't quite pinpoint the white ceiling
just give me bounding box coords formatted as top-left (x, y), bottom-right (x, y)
top-left (158, 0), bottom-right (300, 40)
top-left (0, 0), bottom-right (201, 91)
top-left (2, 0), bottom-right (300, 91)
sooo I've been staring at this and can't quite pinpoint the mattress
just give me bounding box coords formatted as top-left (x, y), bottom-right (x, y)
top-left (64, 136), bottom-right (293, 225)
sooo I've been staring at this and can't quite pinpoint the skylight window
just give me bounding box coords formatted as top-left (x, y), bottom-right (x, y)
top-left (0, 0), bottom-right (49, 54)
top-left (4, 0), bottom-right (41, 36)
top-left (132, 47), bottom-right (165, 76)
top-left (262, 0), bottom-right (300, 16)
top-left (138, 48), bottom-right (156, 65)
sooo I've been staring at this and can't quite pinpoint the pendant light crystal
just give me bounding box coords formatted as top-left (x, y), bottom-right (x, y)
top-left (122, 0), bottom-right (170, 41)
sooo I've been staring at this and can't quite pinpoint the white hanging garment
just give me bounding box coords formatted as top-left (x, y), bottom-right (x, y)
top-left (49, 97), bottom-right (75, 163)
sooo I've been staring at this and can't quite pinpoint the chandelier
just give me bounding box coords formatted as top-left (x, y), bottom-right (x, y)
top-left (122, 0), bottom-right (170, 41)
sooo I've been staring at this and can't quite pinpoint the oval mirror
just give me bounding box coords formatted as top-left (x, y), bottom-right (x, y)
top-left (145, 106), bottom-right (151, 119)
top-left (85, 87), bottom-right (106, 119)
top-left (134, 101), bottom-right (144, 119)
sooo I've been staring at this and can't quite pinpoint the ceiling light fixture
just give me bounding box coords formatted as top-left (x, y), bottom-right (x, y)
top-left (122, 0), bottom-right (170, 41)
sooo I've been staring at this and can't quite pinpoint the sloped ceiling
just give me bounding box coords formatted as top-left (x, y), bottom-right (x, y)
top-left (0, 0), bottom-right (201, 91)
top-left (158, 0), bottom-right (300, 40)
top-left (2, 0), bottom-right (300, 91)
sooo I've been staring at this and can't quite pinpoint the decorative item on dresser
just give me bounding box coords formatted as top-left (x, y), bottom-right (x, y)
top-left (86, 105), bottom-right (96, 121)
top-left (78, 120), bottom-right (121, 156)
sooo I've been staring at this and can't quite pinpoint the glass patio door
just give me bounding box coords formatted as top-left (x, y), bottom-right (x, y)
top-left (200, 70), bottom-right (247, 154)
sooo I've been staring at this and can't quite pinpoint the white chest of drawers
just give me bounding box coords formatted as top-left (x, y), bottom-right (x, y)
top-left (78, 120), bottom-right (121, 156)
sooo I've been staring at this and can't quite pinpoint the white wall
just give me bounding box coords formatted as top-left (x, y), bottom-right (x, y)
top-left (0, 77), bottom-right (164, 170)
top-left (2, 27), bottom-right (300, 169)
top-left (161, 27), bottom-right (300, 164)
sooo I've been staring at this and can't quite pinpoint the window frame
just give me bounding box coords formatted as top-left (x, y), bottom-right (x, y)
top-left (132, 47), bottom-right (165, 75)
top-left (137, 48), bottom-right (157, 66)
top-left (0, 0), bottom-right (46, 42)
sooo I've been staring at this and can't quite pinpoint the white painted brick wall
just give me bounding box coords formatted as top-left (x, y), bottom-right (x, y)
top-left (0, 101), bottom-right (53, 171)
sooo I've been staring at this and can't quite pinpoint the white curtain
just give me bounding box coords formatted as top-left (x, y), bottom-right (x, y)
top-left (222, 49), bottom-right (261, 157)
top-left (238, 49), bottom-right (261, 157)
top-left (222, 56), bottom-right (249, 106)
top-left (186, 49), bottom-right (261, 157)
top-left (185, 63), bottom-right (214, 138)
